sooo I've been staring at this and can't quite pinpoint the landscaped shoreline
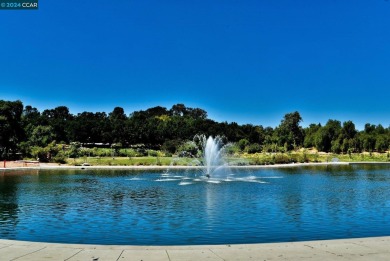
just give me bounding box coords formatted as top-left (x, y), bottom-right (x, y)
top-left (2, 161), bottom-right (390, 171)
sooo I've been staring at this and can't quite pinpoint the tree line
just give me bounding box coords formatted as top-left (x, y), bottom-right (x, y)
top-left (0, 99), bottom-right (389, 160)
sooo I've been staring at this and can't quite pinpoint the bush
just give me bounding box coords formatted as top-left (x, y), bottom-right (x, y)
top-left (136, 148), bottom-right (148, 156)
top-left (147, 150), bottom-right (158, 157)
top-left (238, 139), bottom-right (249, 151)
top-left (31, 142), bottom-right (62, 163)
top-left (123, 149), bottom-right (137, 158)
top-left (252, 157), bottom-right (266, 165)
top-left (289, 154), bottom-right (299, 163)
top-left (119, 148), bottom-right (136, 157)
top-left (224, 143), bottom-right (239, 155)
top-left (299, 151), bottom-right (309, 163)
top-left (274, 154), bottom-right (290, 164)
top-left (247, 143), bottom-right (262, 154)
top-left (31, 146), bottom-right (49, 162)
top-left (162, 140), bottom-right (181, 154)
top-left (79, 148), bottom-right (93, 157)
top-left (68, 142), bottom-right (81, 158)
top-left (18, 141), bottom-right (32, 158)
top-left (177, 141), bottom-right (198, 157)
top-left (178, 151), bottom-right (193, 157)
top-left (53, 151), bottom-right (67, 164)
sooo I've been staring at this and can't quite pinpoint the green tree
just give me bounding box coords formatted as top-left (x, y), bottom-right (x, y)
top-left (339, 121), bottom-right (357, 153)
top-left (187, 107), bottom-right (207, 119)
top-left (41, 106), bottom-right (73, 143)
top-left (21, 105), bottom-right (42, 140)
top-left (331, 139), bottom-right (341, 154)
top-left (68, 142), bottom-right (81, 158)
top-left (70, 111), bottom-right (110, 144)
top-left (359, 123), bottom-right (378, 152)
top-left (304, 123), bottom-right (321, 148)
top-left (375, 135), bottom-right (389, 152)
top-left (109, 107), bottom-right (128, 144)
top-left (247, 143), bottom-right (262, 153)
top-left (162, 139), bottom-right (181, 154)
top-left (275, 111), bottom-right (304, 150)
top-left (170, 103), bottom-right (188, 116)
top-left (341, 121), bottom-right (357, 140)
top-left (314, 120), bottom-right (341, 152)
top-left (29, 125), bottom-right (55, 147)
top-left (238, 139), bottom-right (249, 151)
top-left (0, 100), bottom-right (24, 159)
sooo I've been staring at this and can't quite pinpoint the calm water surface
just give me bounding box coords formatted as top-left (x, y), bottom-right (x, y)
top-left (1, 164), bottom-right (390, 245)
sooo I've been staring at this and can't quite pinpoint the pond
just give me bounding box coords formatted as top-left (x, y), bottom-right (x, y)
top-left (1, 164), bottom-right (390, 245)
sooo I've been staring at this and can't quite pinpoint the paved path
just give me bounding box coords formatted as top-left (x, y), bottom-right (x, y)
top-left (1, 237), bottom-right (390, 261)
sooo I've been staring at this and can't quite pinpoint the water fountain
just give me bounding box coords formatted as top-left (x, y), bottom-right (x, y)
top-left (195, 135), bottom-right (230, 179)
top-left (157, 135), bottom-right (263, 184)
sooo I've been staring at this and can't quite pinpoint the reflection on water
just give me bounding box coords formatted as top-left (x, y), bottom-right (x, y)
top-left (0, 170), bottom-right (39, 238)
top-left (0, 165), bottom-right (390, 245)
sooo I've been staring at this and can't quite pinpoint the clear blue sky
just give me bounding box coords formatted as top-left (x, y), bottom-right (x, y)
top-left (1, 0), bottom-right (389, 130)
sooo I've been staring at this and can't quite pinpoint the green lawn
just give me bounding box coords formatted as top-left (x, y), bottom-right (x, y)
top-left (67, 156), bottom-right (199, 166)
top-left (241, 151), bottom-right (390, 165)
top-left (65, 151), bottom-right (390, 166)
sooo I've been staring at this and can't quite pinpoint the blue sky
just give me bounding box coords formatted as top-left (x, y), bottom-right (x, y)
top-left (1, 0), bottom-right (389, 130)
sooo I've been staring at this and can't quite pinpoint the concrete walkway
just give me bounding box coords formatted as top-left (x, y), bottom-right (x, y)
top-left (1, 237), bottom-right (390, 261)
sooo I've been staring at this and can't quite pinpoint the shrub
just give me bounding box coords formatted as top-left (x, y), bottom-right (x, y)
top-left (224, 143), bottom-right (239, 155)
top-left (147, 150), bottom-right (158, 157)
top-left (31, 142), bottom-right (62, 163)
top-left (177, 141), bottom-right (198, 157)
top-left (53, 151), bottom-right (67, 164)
top-left (124, 149), bottom-right (137, 158)
top-left (31, 146), bottom-right (49, 162)
top-left (79, 148), bottom-right (93, 157)
top-left (162, 140), bottom-right (181, 154)
top-left (247, 143), bottom-right (262, 154)
top-left (18, 141), bottom-right (32, 158)
top-left (299, 151), bottom-right (309, 163)
top-left (238, 139), bottom-right (249, 151)
top-left (136, 148), bottom-right (148, 156)
top-left (68, 142), bottom-right (81, 158)
top-left (274, 154), bottom-right (290, 164)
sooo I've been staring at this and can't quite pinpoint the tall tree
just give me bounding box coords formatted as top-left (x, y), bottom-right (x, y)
top-left (304, 123), bottom-right (321, 148)
top-left (21, 105), bottom-right (42, 143)
top-left (109, 107), bottom-right (128, 144)
top-left (339, 121), bottom-right (358, 153)
top-left (275, 111), bottom-right (304, 150)
top-left (69, 112), bottom-right (110, 144)
top-left (341, 121), bottom-right (357, 140)
top-left (170, 104), bottom-right (187, 116)
top-left (0, 100), bottom-right (24, 159)
top-left (187, 108), bottom-right (207, 119)
top-left (314, 120), bottom-right (341, 152)
top-left (29, 125), bottom-right (55, 147)
top-left (41, 106), bottom-right (73, 143)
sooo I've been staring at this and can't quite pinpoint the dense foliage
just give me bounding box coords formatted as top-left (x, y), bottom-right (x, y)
top-left (0, 99), bottom-right (389, 161)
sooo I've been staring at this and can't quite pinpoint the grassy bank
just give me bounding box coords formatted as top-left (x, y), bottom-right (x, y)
top-left (67, 156), bottom-right (196, 166)
top-left (241, 151), bottom-right (390, 165)
top-left (64, 151), bottom-right (390, 166)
